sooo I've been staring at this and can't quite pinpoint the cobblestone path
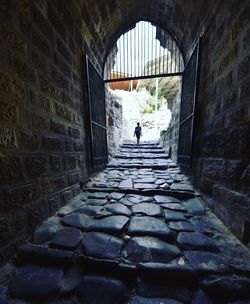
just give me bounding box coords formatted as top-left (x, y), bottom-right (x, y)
top-left (1, 141), bottom-right (250, 303)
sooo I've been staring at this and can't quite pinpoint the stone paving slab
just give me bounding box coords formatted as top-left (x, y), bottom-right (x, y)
top-left (1, 141), bottom-right (250, 303)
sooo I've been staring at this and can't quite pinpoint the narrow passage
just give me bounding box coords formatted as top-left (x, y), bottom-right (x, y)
top-left (2, 141), bottom-right (250, 303)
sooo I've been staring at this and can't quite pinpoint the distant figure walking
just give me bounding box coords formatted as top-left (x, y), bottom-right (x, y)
top-left (134, 122), bottom-right (142, 145)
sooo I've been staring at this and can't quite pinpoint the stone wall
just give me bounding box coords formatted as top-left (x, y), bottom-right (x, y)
top-left (0, 0), bottom-right (99, 264)
top-left (192, 0), bottom-right (250, 242)
top-left (0, 0), bottom-right (249, 264)
top-left (164, 1), bottom-right (250, 243)
top-left (106, 90), bottom-right (123, 159)
top-left (160, 87), bottom-right (181, 162)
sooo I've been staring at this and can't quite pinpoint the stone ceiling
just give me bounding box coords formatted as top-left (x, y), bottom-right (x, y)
top-left (79, 0), bottom-right (220, 66)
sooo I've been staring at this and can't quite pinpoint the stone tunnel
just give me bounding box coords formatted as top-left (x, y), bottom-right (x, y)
top-left (0, 0), bottom-right (250, 303)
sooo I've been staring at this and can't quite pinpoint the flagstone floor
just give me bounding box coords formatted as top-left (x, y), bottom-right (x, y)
top-left (1, 141), bottom-right (250, 303)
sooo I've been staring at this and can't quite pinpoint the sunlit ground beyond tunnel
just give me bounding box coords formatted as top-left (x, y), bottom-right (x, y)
top-left (110, 87), bottom-right (173, 141)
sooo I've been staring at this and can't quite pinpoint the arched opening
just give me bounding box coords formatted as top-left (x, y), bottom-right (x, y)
top-left (104, 21), bottom-right (184, 81)
top-left (103, 21), bottom-right (186, 159)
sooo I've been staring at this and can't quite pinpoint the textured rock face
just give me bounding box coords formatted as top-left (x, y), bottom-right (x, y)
top-left (1, 142), bottom-right (250, 303)
top-left (106, 90), bottom-right (123, 159)
top-left (0, 0), bottom-right (249, 268)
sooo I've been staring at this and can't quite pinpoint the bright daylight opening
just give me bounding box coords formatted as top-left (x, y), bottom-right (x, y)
top-left (104, 21), bottom-right (184, 148)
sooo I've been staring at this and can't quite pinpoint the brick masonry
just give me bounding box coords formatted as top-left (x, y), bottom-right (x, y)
top-left (0, 0), bottom-right (249, 264)
top-left (0, 0), bottom-right (91, 264)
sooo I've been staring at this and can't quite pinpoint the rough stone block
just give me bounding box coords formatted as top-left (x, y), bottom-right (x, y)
top-left (0, 25), bottom-right (27, 55)
top-left (26, 154), bottom-right (47, 177)
top-left (51, 176), bottom-right (66, 191)
top-left (48, 3), bottom-right (66, 41)
top-left (49, 195), bottom-right (61, 215)
top-left (78, 155), bottom-right (85, 168)
top-left (65, 139), bottom-right (74, 152)
top-left (50, 155), bottom-right (62, 173)
top-left (64, 155), bottom-right (77, 170)
top-left (68, 126), bottom-right (80, 138)
top-left (56, 37), bottom-right (72, 65)
top-left (243, 28), bottom-right (250, 49)
top-left (20, 130), bottom-right (39, 150)
top-left (0, 216), bottom-right (14, 244)
top-left (39, 74), bottom-right (61, 100)
top-left (8, 52), bottom-right (36, 84)
top-left (74, 141), bottom-right (83, 151)
top-left (55, 102), bottom-right (72, 121)
top-left (33, 4), bottom-right (54, 44)
top-left (30, 90), bottom-right (53, 113)
top-left (62, 189), bottom-right (73, 205)
top-left (4, 183), bottom-right (39, 210)
top-left (0, 129), bottom-right (17, 148)
top-left (54, 52), bottom-right (71, 78)
top-left (43, 136), bottom-right (63, 151)
top-left (240, 80), bottom-right (250, 100)
top-left (50, 119), bottom-right (66, 134)
top-left (27, 201), bottom-right (46, 230)
top-left (0, 102), bottom-right (17, 123)
top-left (32, 28), bottom-right (50, 56)
top-left (68, 172), bottom-right (80, 185)
top-left (238, 55), bottom-right (250, 81)
top-left (0, 154), bottom-right (23, 181)
top-left (27, 112), bottom-right (47, 129)
top-left (0, 72), bottom-right (25, 100)
top-left (218, 43), bottom-right (238, 76)
top-left (40, 179), bottom-right (52, 195)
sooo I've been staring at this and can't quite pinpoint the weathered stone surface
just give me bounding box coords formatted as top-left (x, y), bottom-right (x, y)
top-left (128, 217), bottom-right (172, 240)
top-left (136, 278), bottom-right (193, 302)
top-left (184, 251), bottom-right (231, 274)
top-left (87, 198), bottom-right (107, 206)
top-left (33, 216), bottom-right (62, 243)
top-left (201, 275), bottom-right (250, 302)
top-left (134, 177), bottom-right (156, 183)
top-left (119, 178), bottom-right (133, 188)
top-left (88, 215), bottom-right (129, 233)
top-left (191, 289), bottom-right (214, 304)
top-left (154, 195), bottom-right (181, 204)
top-left (164, 210), bottom-right (187, 221)
top-left (88, 192), bottom-right (108, 199)
top-left (8, 265), bottom-right (63, 299)
top-left (123, 237), bottom-right (180, 263)
top-left (4, 183), bottom-right (39, 210)
top-left (57, 200), bottom-right (86, 216)
top-left (61, 263), bottom-right (85, 295)
top-left (129, 296), bottom-right (183, 304)
top-left (18, 243), bottom-right (75, 265)
top-left (76, 205), bottom-right (103, 216)
top-left (168, 221), bottom-right (195, 232)
top-left (77, 276), bottom-right (130, 304)
top-left (137, 263), bottom-right (197, 284)
top-left (177, 232), bottom-right (219, 252)
top-left (134, 183), bottom-right (158, 189)
top-left (109, 192), bottom-right (125, 200)
top-left (132, 203), bottom-right (161, 217)
top-left (61, 214), bottom-right (90, 230)
top-left (170, 184), bottom-right (194, 192)
top-left (82, 232), bottom-right (124, 259)
top-left (50, 227), bottom-right (82, 250)
top-left (126, 195), bottom-right (153, 204)
top-left (106, 203), bottom-right (132, 216)
top-left (184, 198), bottom-right (206, 215)
top-left (0, 287), bottom-right (7, 304)
top-left (160, 203), bottom-right (186, 211)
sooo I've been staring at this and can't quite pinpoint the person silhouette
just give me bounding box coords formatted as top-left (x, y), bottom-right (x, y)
top-left (134, 122), bottom-right (142, 145)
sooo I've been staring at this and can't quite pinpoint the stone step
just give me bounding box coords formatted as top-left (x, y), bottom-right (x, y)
top-left (119, 149), bottom-right (166, 154)
top-left (121, 145), bottom-right (163, 150)
top-left (114, 155), bottom-right (169, 159)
